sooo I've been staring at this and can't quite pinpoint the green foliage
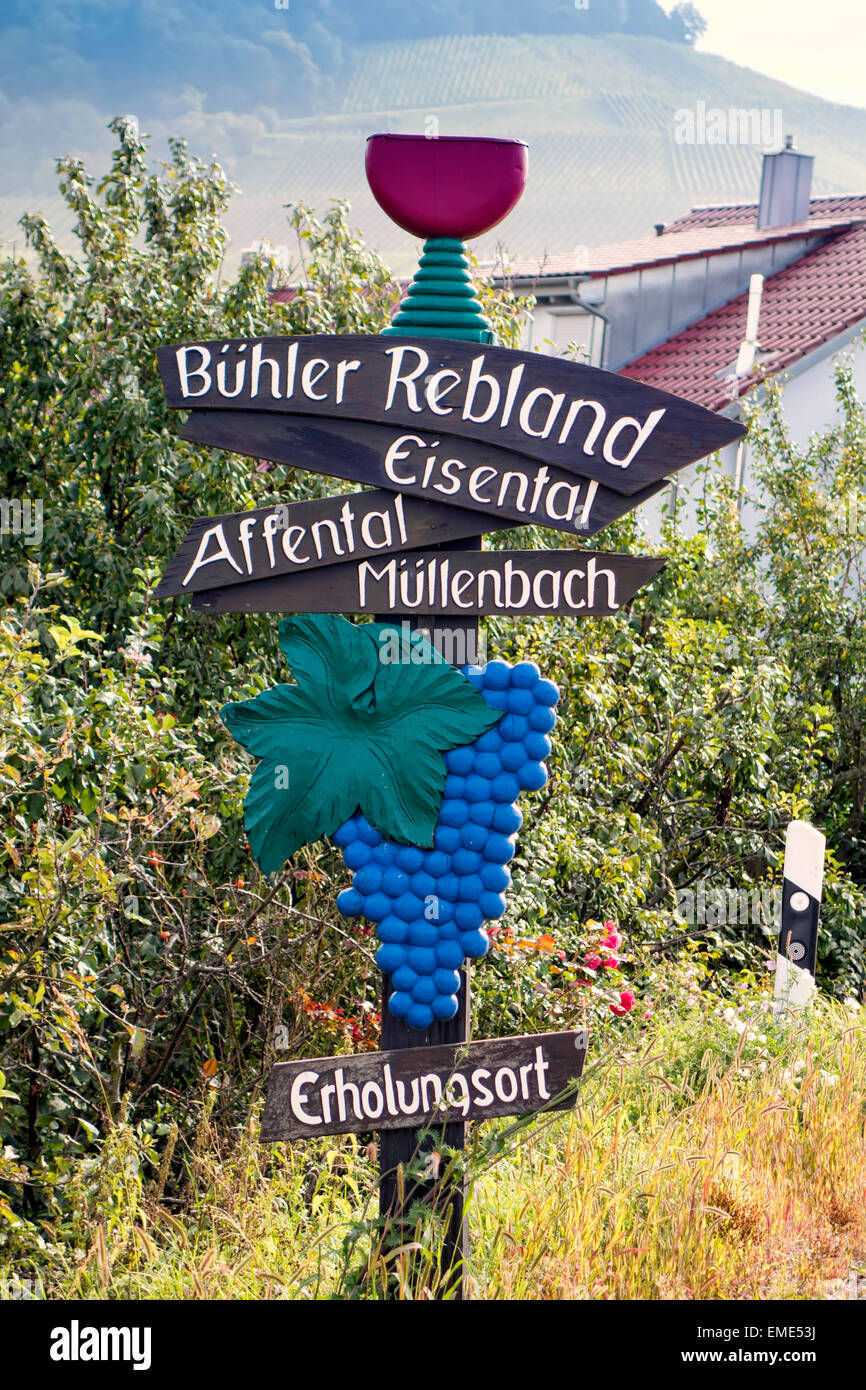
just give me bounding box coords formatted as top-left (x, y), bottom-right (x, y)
top-left (1, 118), bottom-right (865, 1278)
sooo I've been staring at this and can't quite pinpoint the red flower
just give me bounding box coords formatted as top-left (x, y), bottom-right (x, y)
top-left (610, 989), bottom-right (636, 1016)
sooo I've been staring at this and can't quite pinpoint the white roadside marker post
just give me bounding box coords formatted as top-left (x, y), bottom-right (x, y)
top-left (773, 819), bottom-right (826, 1014)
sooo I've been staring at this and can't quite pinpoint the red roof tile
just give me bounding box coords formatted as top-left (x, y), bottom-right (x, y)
top-left (664, 194), bottom-right (866, 234)
top-left (504, 217), bottom-right (857, 282)
top-left (618, 223), bottom-right (866, 412)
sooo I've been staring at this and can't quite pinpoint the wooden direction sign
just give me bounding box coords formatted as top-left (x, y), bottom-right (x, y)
top-left (260, 1029), bottom-right (588, 1141)
top-left (191, 547), bottom-right (665, 616)
top-left (179, 410), bottom-right (669, 541)
top-left (155, 488), bottom-right (494, 598)
top-left (158, 335), bottom-right (746, 495)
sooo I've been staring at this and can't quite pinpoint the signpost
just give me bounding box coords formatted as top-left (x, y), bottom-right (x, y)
top-left (186, 548), bottom-right (665, 617)
top-left (774, 820), bottom-right (826, 1013)
top-left (155, 131), bottom-right (747, 1299)
top-left (174, 411), bottom-right (670, 543)
top-left (158, 334), bottom-right (739, 493)
top-left (261, 1030), bottom-right (589, 1141)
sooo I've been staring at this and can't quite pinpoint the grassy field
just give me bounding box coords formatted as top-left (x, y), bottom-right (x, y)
top-left (15, 970), bottom-right (863, 1302)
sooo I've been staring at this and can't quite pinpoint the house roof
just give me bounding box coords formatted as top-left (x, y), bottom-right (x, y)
top-left (618, 222), bottom-right (866, 412)
top-left (663, 193), bottom-right (866, 234)
top-left (502, 215), bottom-right (859, 283)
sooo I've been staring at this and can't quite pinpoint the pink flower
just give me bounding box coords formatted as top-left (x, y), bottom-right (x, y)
top-left (610, 989), bottom-right (636, 1016)
top-left (584, 954), bottom-right (601, 971)
top-left (602, 927), bottom-right (622, 950)
top-left (601, 955), bottom-right (619, 968)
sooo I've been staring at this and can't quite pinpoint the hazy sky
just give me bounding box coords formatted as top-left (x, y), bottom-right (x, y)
top-left (687, 0), bottom-right (866, 110)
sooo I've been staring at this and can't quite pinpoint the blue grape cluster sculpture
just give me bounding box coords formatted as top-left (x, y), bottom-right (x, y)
top-left (220, 616), bottom-right (559, 1034)
top-left (334, 660), bottom-right (559, 1030)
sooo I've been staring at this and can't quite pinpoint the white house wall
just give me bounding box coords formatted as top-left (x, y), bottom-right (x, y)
top-left (520, 234), bottom-right (821, 369)
top-left (636, 327), bottom-right (866, 545)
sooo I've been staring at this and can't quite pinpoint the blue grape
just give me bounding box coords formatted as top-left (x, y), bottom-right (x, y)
top-left (528, 704), bottom-right (557, 733)
top-left (412, 977), bottom-right (437, 1004)
top-left (452, 847), bottom-right (481, 874)
top-left (445, 746), bottom-right (475, 775)
top-left (343, 840), bottom-right (372, 870)
top-left (392, 965), bottom-right (417, 991)
top-left (335, 658), bottom-right (559, 1029)
top-left (336, 887), bottom-right (363, 916)
top-left (394, 892), bottom-right (424, 921)
top-left (437, 941), bottom-right (464, 968)
top-left (459, 823), bottom-right (488, 851)
top-left (424, 849), bottom-right (450, 876)
top-left (408, 920), bottom-right (438, 946)
top-left (518, 761), bottom-right (547, 791)
top-left (395, 846), bottom-right (424, 873)
top-left (512, 661), bottom-right (540, 688)
top-left (381, 867), bottom-right (409, 896)
top-left (500, 742), bottom-right (527, 772)
top-left (464, 774), bottom-right (491, 803)
top-left (454, 902), bottom-right (484, 931)
top-left (507, 688), bottom-right (535, 715)
top-left (357, 816), bottom-right (382, 846)
top-left (524, 731), bottom-right (552, 760)
top-left (353, 866), bottom-right (384, 900)
top-left (378, 915), bottom-right (408, 943)
top-left (491, 772), bottom-right (521, 803)
top-left (482, 660), bottom-right (511, 689)
top-left (434, 824), bottom-right (461, 853)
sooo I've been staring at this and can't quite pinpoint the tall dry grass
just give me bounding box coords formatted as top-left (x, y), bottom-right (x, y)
top-left (472, 1010), bottom-right (866, 1299)
top-left (9, 988), bottom-right (864, 1300)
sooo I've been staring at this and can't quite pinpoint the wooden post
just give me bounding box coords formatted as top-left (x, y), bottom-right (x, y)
top-left (376, 550), bottom-right (479, 1300)
top-left (378, 966), bottom-right (470, 1299)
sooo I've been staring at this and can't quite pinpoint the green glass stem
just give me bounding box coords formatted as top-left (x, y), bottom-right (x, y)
top-left (382, 236), bottom-right (494, 343)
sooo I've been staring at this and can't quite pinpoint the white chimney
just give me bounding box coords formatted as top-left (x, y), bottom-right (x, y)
top-left (758, 136), bottom-right (814, 229)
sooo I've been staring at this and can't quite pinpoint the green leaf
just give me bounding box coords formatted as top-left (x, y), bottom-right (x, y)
top-left (221, 615), bottom-right (499, 875)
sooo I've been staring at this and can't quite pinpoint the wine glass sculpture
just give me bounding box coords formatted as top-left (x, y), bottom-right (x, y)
top-left (366, 133), bottom-right (528, 343)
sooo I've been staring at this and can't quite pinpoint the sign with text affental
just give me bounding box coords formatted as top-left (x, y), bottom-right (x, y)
top-left (158, 335), bottom-right (746, 496)
top-left (154, 489), bottom-right (490, 598)
top-left (260, 1029), bottom-right (588, 1141)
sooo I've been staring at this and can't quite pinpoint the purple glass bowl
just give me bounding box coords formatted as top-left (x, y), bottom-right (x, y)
top-left (365, 134), bottom-right (528, 240)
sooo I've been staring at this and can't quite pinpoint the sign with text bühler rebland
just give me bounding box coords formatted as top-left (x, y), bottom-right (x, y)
top-left (156, 132), bottom-right (746, 1297)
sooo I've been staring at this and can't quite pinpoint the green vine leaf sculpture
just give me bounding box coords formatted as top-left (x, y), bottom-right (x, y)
top-left (220, 614), bottom-right (500, 875)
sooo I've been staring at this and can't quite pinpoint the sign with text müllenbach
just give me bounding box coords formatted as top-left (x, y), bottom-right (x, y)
top-left (261, 1029), bottom-right (588, 1141)
top-left (179, 410), bottom-right (669, 539)
top-left (190, 548), bottom-right (665, 616)
top-left (158, 335), bottom-right (746, 496)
